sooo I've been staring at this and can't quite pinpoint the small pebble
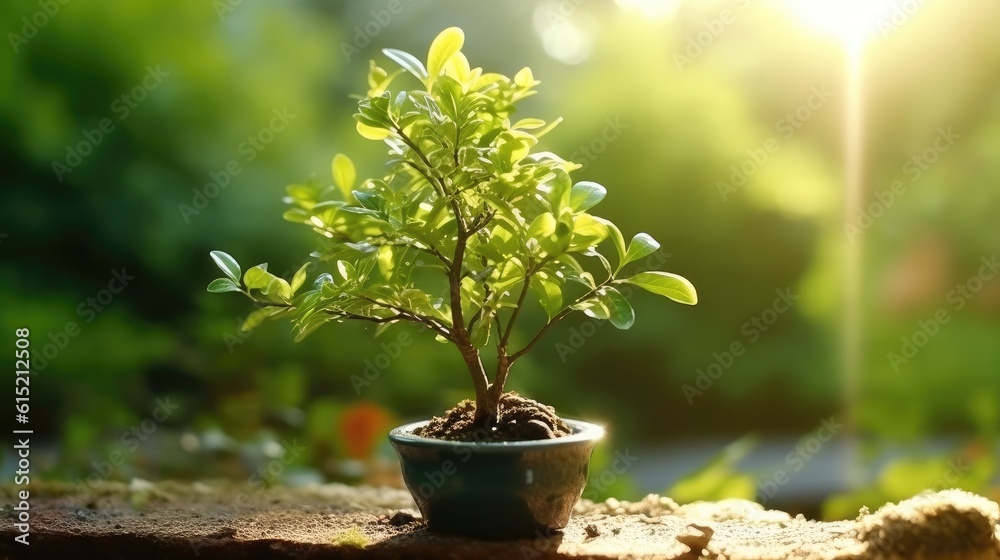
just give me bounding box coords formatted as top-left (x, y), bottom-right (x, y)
top-left (676, 523), bottom-right (714, 551)
top-left (584, 524), bottom-right (600, 538)
top-left (389, 511), bottom-right (417, 526)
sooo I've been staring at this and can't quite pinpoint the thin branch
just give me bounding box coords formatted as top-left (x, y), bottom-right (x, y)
top-left (392, 120), bottom-right (491, 415)
top-left (402, 160), bottom-right (446, 199)
top-left (393, 126), bottom-right (469, 236)
top-left (357, 295), bottom-right (454, 341)
top-left (394, 127), bottom-right (451, 201)
top-left (508, 280), bottom-right (611, 364)
top-left (262, 296), bottom-right (450, 340)
top-left (499, 268), bottom-right (534, 352)
top-left (467, 208), bottom-right (497, 235)
top-left (367, 235), bottom-right (452, 269)
top-left (327, 310), bottom-right (406, 324)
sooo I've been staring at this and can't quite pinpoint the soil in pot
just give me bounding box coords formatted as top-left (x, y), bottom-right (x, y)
top-left (414, 392), bottom-right (573, 442)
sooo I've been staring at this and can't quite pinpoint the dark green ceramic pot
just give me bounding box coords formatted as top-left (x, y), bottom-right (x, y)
top-left (388, 419), bottom-right (604, 539)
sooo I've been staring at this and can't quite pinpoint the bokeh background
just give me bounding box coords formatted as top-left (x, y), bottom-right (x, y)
top-left (2, 0), bottom-right (998, 518)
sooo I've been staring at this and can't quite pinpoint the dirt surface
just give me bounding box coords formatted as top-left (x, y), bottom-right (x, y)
top-left (414, 392), bottom-right (572, 441)
top-left (2, 481), bottom-right (999, 559)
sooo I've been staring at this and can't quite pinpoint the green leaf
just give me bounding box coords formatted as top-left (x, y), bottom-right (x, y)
top-left (568, 213), bottom-right (608, 252)
top-left (294, 314), bottom-right (332, 342)
top-left (572, 297), bottom-right (610, 320)
top-left (331, 154), bottom-right (356, 201)
top-left (377, 245), bottom-right (394, 279)
top-left (620, 271), bottom-right (697, 305)
top-left (527, 212), bottom-right (556, 241)
top-left (210, 251), bottom-right (241, 283)
top-left (207, 278), bottom-right (241, 294)
top-left (283, 208), bottom-right (310, 224)
top-left (383, 48), bottom-right (428, 81)
top-left (460, 276), bottom-right (485, 320)
top-left (243, 265), bottom-right (273, 290)
top-left (583, 247), bottom-right (613, 276)
top-left (352, 190), bottom-right (383, 213)
top-left (593, 217), bottom-right (626, 269)
top-left (367, 61), bottom-right (402, 96)
top-left (433, 75), bottom-right (464, 120)
top-left (470, 311), bottom-right (492, 348)
top-left (290, 263), bottom-right (310, 294)
top-left (313, 273), bottom-right (334, 290)
top-left (569, 181), bottom-right (607, 212)
top-left (492, 257), bottom-right (526, 293)
top-left (533, 116), bottom-right (563, 138)
top-left (545, 168), bottom-right (572, 213)
top-left (601, 287), bottom-right (634, 330)
top-left (554, 255), bottom-right (596, 288)
top-left (426, 27), bottom-right (464, 86)
top-left (244, 265), bottom-right (292, 301)
top-left (623, 233), bottom-right (660, 267)
top-left (336, 260), bottom-right (357, 282)
top-left (514, 67), bottom-right (536, 87)
top-left (374, 321), bottom-right (396, 338)
top-left (241, 306), bottom-right (284, 333)
top-left (529, 272), bottom-right (562, 320)
top-left (512, 118), bottom-right (546, 130)
top-left (356, 120), bottom-right (391, 141)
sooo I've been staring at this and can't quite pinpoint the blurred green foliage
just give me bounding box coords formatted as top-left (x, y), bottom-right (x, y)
top-left (1, 0), bottom-right (997, 511)
top-left (667, 436), bottom-right (757, 504)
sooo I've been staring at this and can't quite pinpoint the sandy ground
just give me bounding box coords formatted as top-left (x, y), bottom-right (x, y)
top-left (1, 481), bottom-right (998, 559)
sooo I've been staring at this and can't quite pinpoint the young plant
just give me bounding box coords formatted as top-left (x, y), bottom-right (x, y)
top-left (207, 27), bottom-right (697, 431)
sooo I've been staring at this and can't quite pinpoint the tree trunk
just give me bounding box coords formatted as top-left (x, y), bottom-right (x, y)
top-left (473, 386), bottom-right (500, 429)
top-left (456, 341), bottom-right (496, 428)
top-left (473, 359), bottom-right (509, 429)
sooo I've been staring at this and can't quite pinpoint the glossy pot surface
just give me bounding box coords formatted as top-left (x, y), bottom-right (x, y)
top-left (388, 419), bottom-right (604, 539)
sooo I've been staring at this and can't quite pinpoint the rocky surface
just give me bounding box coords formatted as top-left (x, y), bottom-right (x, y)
top-left (1, 481), bottom-right (998, 559)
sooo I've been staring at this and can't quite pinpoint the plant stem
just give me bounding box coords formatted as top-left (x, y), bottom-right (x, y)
top-left (508, 279), bottom-right (611, 364)
top-left (395, 122), bottom-right (498, 427)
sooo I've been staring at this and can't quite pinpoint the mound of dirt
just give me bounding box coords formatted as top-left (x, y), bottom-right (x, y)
top-left (414, 392), bottom-right (572, 442)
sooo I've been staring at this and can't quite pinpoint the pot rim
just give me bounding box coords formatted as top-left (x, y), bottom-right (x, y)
top-left (388, 418), bottom-right (604, 451)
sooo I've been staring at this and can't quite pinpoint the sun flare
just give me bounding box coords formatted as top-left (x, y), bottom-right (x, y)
top-left (781, 0), bottom-right (896, 50)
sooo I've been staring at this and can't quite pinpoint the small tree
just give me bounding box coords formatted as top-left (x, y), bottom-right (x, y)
top-left (208, 27), bottom-right (696, 430)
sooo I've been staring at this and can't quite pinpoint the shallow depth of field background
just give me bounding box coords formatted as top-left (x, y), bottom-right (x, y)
top-left (2, 0), bottom-right (998, 517)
